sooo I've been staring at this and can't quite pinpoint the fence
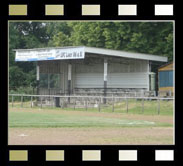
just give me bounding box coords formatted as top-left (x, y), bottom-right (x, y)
top-left (8, 94), bottom-right (174, 115)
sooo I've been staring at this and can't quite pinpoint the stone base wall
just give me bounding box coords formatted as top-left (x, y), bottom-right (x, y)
top-left (37, 88), bottom-right (157, 107)
top-left (73, 88), bottom-right (156, 97)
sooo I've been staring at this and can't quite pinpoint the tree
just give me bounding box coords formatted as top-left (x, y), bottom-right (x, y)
top-left (9, 22), bottom-right (50, 89)
top-left (9, 66), bottom-right (27, 88)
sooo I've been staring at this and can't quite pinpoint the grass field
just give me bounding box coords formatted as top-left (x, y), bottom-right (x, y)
top-left (8, 102), bottom-right (174, 145)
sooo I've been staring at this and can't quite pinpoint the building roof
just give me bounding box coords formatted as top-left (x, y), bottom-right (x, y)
top-left (158, 61), bottom-right (174, 71)
top-left (14, 46), bottom-right (168, 62)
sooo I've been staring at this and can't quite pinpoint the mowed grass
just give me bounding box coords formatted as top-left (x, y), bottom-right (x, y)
top-left (63, 99), bottom-right (173, 116)
top-left (102, 99), bottom-right (174, 116)
top-left (8, 107), bottom-right (172, 128)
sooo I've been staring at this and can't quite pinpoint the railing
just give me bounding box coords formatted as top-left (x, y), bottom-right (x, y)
top-left (9, 94), bottom-right (174, 115)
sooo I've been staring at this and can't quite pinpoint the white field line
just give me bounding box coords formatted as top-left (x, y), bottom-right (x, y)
top-left (18, 134), bottom-right (28, 137)
top-left (10, 120), bottom-right (155, 125)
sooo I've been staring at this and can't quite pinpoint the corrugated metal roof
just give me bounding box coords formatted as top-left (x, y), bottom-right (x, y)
top-left (14, 46), bottom-right (168, 62)
top-left (158, 61), bottom-right (173, 69)
top-left (84, 47), bottom-right (167, 62)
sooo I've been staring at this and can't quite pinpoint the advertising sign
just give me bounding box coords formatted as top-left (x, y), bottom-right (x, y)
top-left (15, 47), bottom-right (85, 61)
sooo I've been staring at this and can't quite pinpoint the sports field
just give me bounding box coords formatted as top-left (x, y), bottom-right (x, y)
top-left (8, 100), bottom-right (174, 145)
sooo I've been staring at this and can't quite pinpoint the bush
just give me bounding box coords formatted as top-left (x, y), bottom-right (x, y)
top-left (9, 86), bottom-right (35, 102)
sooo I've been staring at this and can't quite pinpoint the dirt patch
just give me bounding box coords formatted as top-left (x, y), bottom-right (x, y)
top-left (8, 107), bottom-right (173, 145)
top-left (9, 127), bottom-right (173, 145)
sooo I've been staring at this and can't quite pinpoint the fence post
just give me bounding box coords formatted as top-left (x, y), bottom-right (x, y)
top-left (98, 98), bottom-right (101, 112)
top-left (12, 95), bottom-right (14, 107)
top-left (169, 90), bottom-right (172, 97)
top-left (41, 97), bottom-right (43, 108)
top-left (21, 95), bottom-right (23, 108)
top-left (126, 97), bottom-right (128, 113)
top-left (53, 97), bottom-right (54, 108)
top-left (157, 98), bottom-right (160, 115)
top-left (62, 98), bottom-right (64, 109)
top-left (154, 91), bottom-right (156, 97)
top-left (142, 98), bottom-right (144, 113)
top-left (74, 97), bottom-right (76, 110)
top-left (112, 95), bottom-right (114, 112)
top-left (135, 92), bottom-right (137, 106)
top-left (31, 96), bottom-right (33, 108)
top-left (85, 100), bottom-right (88, 111)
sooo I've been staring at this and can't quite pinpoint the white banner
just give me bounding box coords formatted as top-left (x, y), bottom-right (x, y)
top-left (15, 47), bottom-right (85, 61)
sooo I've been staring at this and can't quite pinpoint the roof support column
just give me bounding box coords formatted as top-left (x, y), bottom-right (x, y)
top-left (149, 61), bottom-right (151, 72)
top-left (147, 61), bottom-right (151, 91)
top-left (36, 63), bottom-right (40, 96)
top-left (68, 64), bottom-right (72, 102)
top-left (104, 59), bottom-right (108, 104)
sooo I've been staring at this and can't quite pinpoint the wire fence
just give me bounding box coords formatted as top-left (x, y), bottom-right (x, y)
top-left (9, 94), bottom-right (174, 115)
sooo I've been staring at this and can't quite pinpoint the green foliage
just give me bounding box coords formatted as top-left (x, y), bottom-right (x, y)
top-left (51, 32), bottom-right (71, 47)
top-left (9, 86), bottom-right (35, 101)
top-left (9, 22), bottom-right (173, 90)
top-left (9, 66), bottom-right (27, 88)
top-left (9, 86), bottom-right (35, 95)
top-left (9, 22), bottom-right (48, 90)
